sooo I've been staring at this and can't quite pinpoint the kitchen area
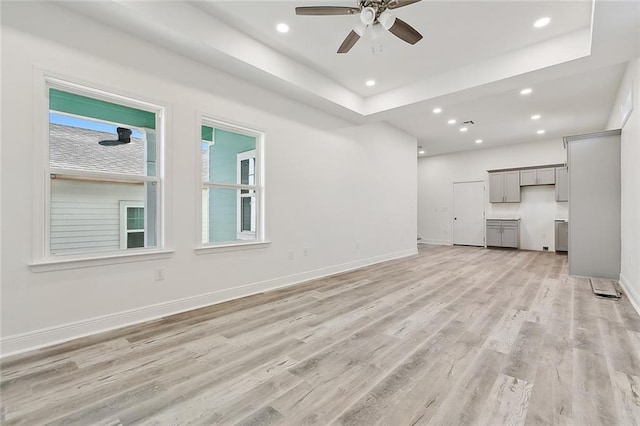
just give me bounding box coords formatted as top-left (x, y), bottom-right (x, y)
top-left (486, 164), bottom-right (568, 253)
top-left (484, 129), bottom-right (621, 281)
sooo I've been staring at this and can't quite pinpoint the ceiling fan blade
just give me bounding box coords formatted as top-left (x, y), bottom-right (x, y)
top-left (388, 17), bottom-right (423, 45)
top-left (387, 0), bottom-right (422, 9)
top-left (337, 30), bottom-right (361, 53)
top-left (295, 6), bottom-right (360, 16)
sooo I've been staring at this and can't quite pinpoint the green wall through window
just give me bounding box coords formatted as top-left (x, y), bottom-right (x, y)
top-left (208, 128), bottom-right (256, 242)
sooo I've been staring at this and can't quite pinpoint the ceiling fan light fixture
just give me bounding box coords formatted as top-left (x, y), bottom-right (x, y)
top-left (360, 7), bottom-right (376, 26)
top-left (379, 10), bottom-right (396, 30)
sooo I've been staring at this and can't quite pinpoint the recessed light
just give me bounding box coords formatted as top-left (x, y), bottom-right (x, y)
top-left (534, 17), bottom-right (551, 28)
top-left (418, 150), bottom-right (426, 155)
top-left (520, 88), bottom-right (533, 95)
top-left (531, 114), bottom-right (541, 120)
top-left (459, 127), bottom-right (468, 132)
top-left (276, 23), bottom-right (290, 33)
top-left (365, 80), bottom-right (376, 87)
top-left (475, 139), bottom-right (483, 144)
top-left (447, 119), bottom-right (456, 125)
top-left (537, 130), bottom-right (546, 134)
top-left (433, 108), bottom-right (442, 114)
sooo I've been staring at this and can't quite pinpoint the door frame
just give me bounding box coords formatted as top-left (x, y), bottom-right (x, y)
top-left (452, 180), bottom-right (486, 247)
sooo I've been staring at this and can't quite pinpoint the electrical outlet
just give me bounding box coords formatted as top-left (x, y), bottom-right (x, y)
top-left (543, 246), bottom-right (549, 251)
top-left (303, 247), bottom-right (309, 257)
top-left (155, 268), bottom-right (165, 281)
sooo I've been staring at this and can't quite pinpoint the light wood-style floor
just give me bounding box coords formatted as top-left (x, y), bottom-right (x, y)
top-left (2, 245), bottom-right (640, 425)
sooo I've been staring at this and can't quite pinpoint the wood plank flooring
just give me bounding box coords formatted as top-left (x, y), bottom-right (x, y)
top-left (2, 244), bottom-right (640, 425)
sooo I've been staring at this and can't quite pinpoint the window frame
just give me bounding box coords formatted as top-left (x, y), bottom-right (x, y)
top-left (197, 116), bottom-right (266, 251)
top-left (236, 149), bottom-right (257, 239)
top-left (32, 74), bottom-right (168, 268)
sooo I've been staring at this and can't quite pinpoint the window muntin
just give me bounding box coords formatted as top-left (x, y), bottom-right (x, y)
top-left (46, 84), bottom-right (162, 257)
top-left (201, 121), bottom-right (263, 245)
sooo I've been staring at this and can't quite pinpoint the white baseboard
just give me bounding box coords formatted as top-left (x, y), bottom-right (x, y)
top-left (0, 248), bottom-right (417, 358)
top-left (420, 239), bottom-right (451, 245)
top-left (619, 273), bottom-right (640, 317)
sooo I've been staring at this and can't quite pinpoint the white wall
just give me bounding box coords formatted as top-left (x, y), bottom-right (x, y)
top-left (418, 139), bottom-right (568, 250)
top-left (607, 58), bottom-right (640, 314)
top-left (0, 3), bottom-right (417, 355)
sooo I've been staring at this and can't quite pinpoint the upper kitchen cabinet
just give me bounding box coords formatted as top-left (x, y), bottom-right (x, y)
top-left (489, 171), bottom-right (520, 203)
top-left (520, 167), bottom-right (556, 186)
top-left (555, 166), bottom-right (568, 201)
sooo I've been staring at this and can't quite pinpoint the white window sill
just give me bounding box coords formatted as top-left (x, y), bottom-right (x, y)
top-left (29, 249), bottom-right (175, 273)
top-left (195, 241), bottom-right (271, 255)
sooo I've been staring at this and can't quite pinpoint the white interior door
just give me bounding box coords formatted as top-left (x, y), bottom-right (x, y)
top-left (453, 181), bottom-right (485, 246)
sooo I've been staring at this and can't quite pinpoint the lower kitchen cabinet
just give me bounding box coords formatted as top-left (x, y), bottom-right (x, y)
top-left (486, 219), bottom-right (520, 248)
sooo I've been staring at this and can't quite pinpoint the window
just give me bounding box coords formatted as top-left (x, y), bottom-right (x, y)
top-left (45, 80), bottom-right (163, 257)
top-left (201, 119), bottom-right (264, 245)
top-left (119, 201), bottom-right (144, 249)
top-left (237, 150), bottom-right (256, 239)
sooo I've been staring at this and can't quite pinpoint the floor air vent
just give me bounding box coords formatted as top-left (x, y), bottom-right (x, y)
top-left (590, 277), bottom-right (621, 299)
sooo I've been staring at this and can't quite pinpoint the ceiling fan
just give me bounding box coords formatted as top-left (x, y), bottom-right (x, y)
top-left (295, 0), bottom-right (423, 54)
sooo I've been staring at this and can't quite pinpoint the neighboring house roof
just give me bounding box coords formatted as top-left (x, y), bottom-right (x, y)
top-left (50, 123), bottom-right (210, 181)
top-left (49, 123), bottom-right (146, 175)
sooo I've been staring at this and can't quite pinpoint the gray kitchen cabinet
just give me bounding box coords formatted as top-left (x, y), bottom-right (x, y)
top-left (555, 167), bottom-right (568, 201)
top-left (486, 219), bottom-right (519, 248)
top-left (537, 168), bottom-right (556, 184)
top-left (486, 221), bottom-right (502, 247)
top-left (555, 220), bottom-right (568, 252)
top-left (501, 224), bottom-right (519, 248)
top-left (520, 167), bottom-right (555, 186)
top-left (489, 171), bottom-right (520, 202)
top-left (519, 169), bottom-right (537, 186)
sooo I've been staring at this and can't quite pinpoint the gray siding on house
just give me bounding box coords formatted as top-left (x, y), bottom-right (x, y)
top-left (50, 179), bottom-right (144, 255)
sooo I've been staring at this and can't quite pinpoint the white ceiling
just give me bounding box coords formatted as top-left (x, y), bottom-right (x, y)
top-left (196, 1), bottom-right (593, 97)
top-left (60, 0), bottom-right (640, 156)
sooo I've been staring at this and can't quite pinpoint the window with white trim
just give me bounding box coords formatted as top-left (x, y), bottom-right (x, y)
top-left (119, 201), bottom-right (144, 249)
top-left (201, 119), bottom-right (264, 245)
top-left (46, 81), bottom-right (163, 257)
